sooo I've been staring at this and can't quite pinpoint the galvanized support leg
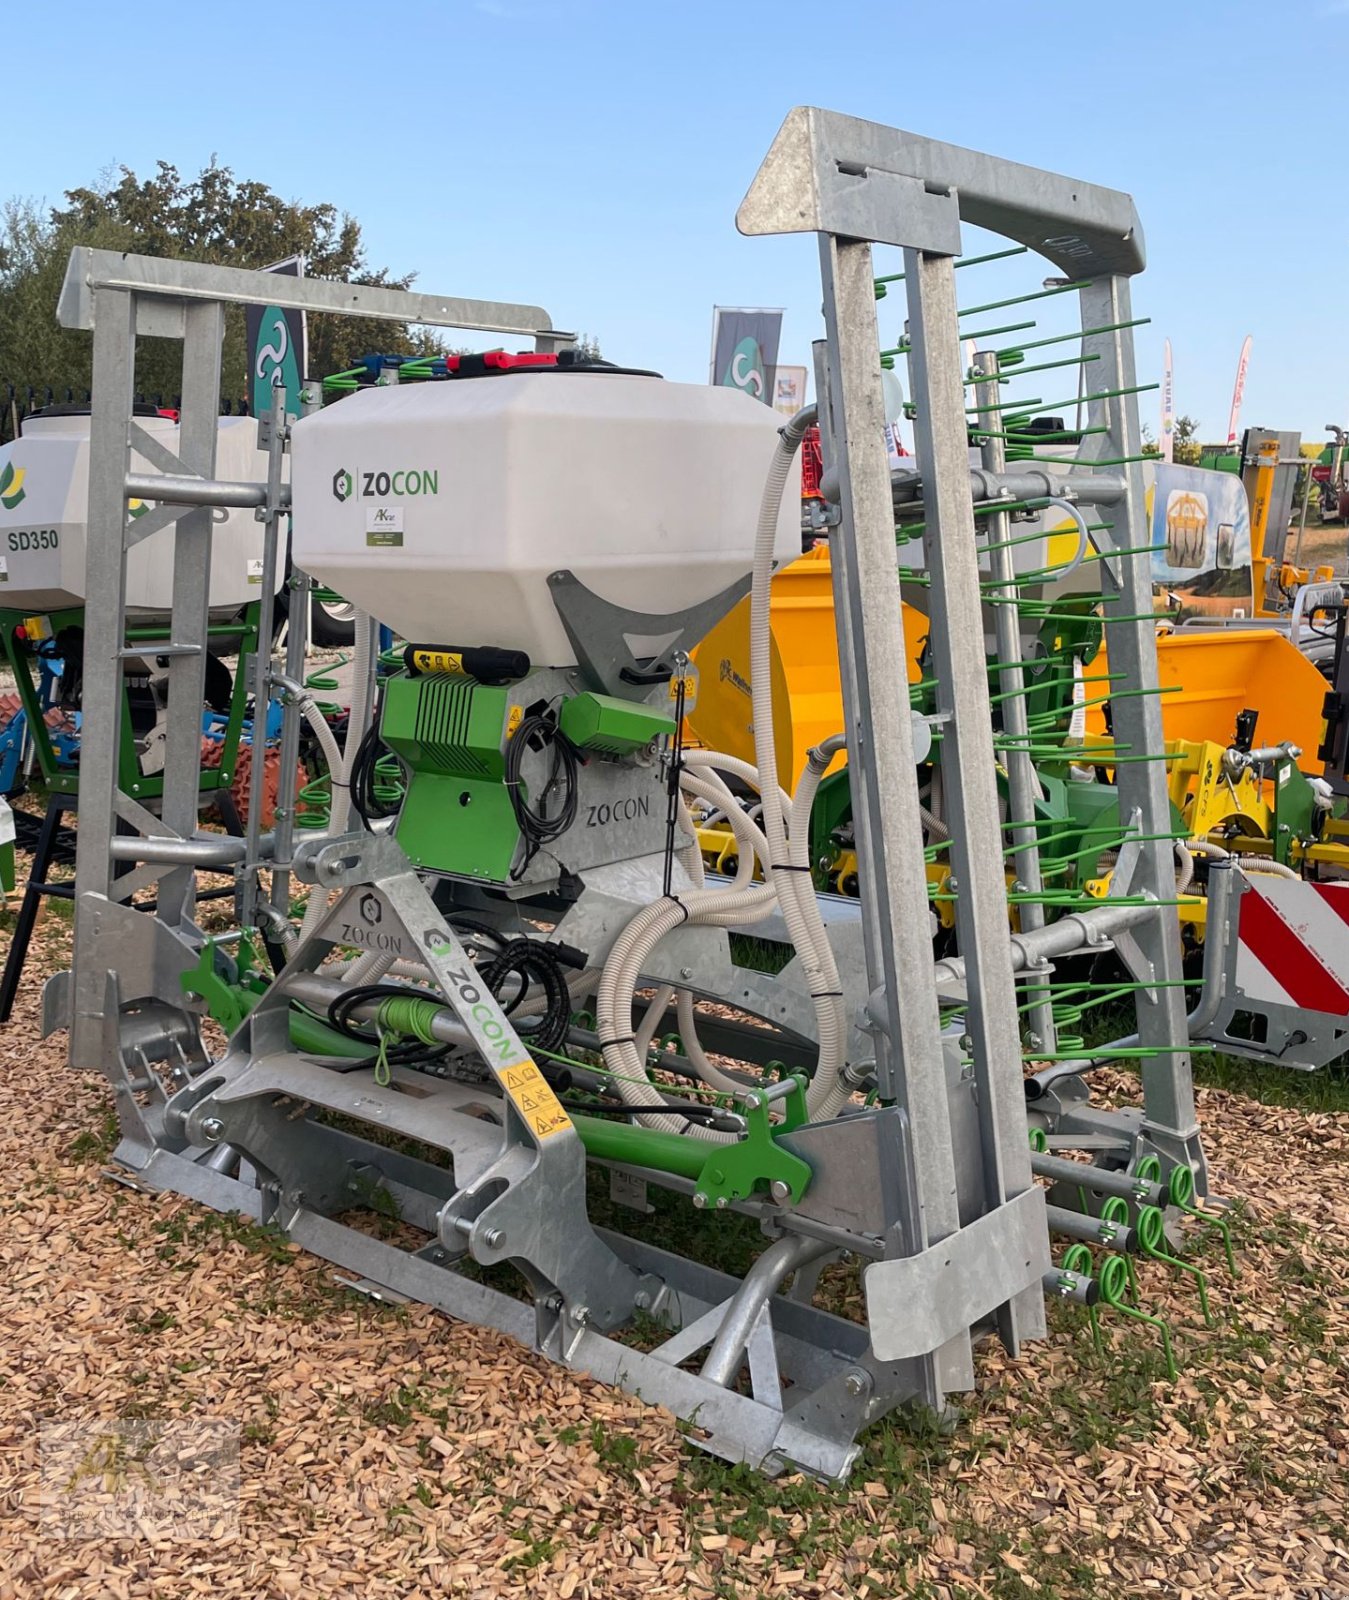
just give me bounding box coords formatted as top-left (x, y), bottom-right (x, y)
top-left (816, 235), bottom-right (970, 1401)
top-left (70, 288), bottom-right (137, 1070)
top-left (903, 248), bottom-right (1043, 1350)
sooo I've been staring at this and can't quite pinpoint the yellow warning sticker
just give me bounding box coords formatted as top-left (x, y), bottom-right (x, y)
top-left (497, 1058), bottom-right (571, 1141)
top-left (505, 705), bottom-right (525, 739)
top-left (412, 648), bottom-right (464, 676)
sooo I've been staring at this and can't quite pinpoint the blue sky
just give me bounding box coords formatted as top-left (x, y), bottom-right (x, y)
top-left (11, 0), bottom-right (1348, 446)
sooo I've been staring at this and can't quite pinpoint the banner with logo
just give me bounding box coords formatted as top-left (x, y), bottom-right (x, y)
top-left (772, 365), bottom-right (808, 416)
top-left (245, 256), bottom-right (307, 417)
top-left (710, 307), bottom-right (783, 406)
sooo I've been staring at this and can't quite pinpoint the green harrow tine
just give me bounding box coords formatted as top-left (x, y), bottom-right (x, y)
top-left (1137, 1205), bottom-right (1216, 1326)
top-left (1098, 1254), bottom-right (1178, 1381)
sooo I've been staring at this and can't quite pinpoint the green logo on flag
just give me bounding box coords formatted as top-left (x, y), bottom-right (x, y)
top-left (252, 306), bottom-right (301, 415)
top-left (720, 336), bottom-right (765, 400)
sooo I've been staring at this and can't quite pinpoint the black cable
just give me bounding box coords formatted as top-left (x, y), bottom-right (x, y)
top-left (481, 938), bottom-right (572, 1054)
top-left (556, 1097), bottom-right (732, 1124)
top-left (350, 715), bottom-right (404, 826)
top-left (504, 709), bottom-right (580, 879)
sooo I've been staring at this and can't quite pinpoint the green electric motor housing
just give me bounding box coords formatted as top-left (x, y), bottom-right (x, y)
top-left (558, 692), bottom-right (675, 756)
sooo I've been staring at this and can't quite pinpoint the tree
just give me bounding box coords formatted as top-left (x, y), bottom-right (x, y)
top-left (1172, 414), bottom-right (1202, 465)
top-left (1, 160), bottom-right (452, 431)
top-left (1140, 414), bottom-right (1201, 465)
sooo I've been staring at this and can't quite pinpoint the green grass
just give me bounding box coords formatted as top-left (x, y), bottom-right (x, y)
top-left (1194, 1052), bottom-right (1349, 1113)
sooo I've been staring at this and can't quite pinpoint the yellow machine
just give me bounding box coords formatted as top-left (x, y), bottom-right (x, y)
top-left (1247, 436), bottom-right (1337, 614)
top-left (689, 549), bottom-right (1332, 781)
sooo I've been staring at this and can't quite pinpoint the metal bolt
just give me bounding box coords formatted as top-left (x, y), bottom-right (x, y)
top-left (769, 1179), bottom-right (792, 1206)
top-left (1025, 1032), bottom-right (1043, 1050)
top-left (844, 1370), bottom-right (870, 1398)
top-left (484, 1227), bottom-right (505, 1249)
top-left (715, 1196), bottom-right (729, 1210)
top-left (200, 1117), bottom-right (224, 1143)
top-left (544, 1293), bottom-right (563, 1313)
top-left (573, 1305), bottom-right (591, 1326)
top-left (959, 1034), bottom-right (973, 1053)
top-left (680, 967), bottom-right (693, 980)
top-left (634, 1289), bottom-right (651, 1311)
top-left (692, 1192), bottom-right (709, 1210)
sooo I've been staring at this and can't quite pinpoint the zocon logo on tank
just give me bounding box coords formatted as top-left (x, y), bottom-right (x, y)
top-left (251, 306), bottom-right (301, 415)
top-left (720, 336), bottom-right (766, 401)
top-left (0, 461), bottom-right (26, 511)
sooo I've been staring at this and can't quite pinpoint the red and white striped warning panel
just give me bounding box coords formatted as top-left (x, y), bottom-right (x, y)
top-left (1235, 877), bottom-right (1349, 1016)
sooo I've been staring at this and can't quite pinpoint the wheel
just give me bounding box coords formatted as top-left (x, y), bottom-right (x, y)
top-left (311, 593), bottom-right (357, 648)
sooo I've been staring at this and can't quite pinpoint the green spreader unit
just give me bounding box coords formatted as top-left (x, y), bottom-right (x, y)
top-left (378, 673), bottom-right (676, 882)
top-left (379, 672), bottom-right (520, 880)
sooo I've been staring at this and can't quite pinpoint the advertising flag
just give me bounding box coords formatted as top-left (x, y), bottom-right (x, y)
top-left (710, 307), bottom-right (784, 406)
top-left (246, 256), bottom-right (308, 417)
top-left (1161, 338), bottom-right (1175, 463)
top-left (1226, 335), bottom-right (1252, 451)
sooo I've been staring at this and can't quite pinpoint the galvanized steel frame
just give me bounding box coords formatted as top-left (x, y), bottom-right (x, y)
top-left (56, 248), bottom-right (571, 1071)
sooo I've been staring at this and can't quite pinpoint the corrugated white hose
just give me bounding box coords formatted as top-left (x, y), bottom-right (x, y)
top-left (681, 772), bottom-right (771, 889)
top-left (593, 773), bottom-right (769, 1115)
top-left (1233, 856), bottom-right (1300, 880)
top-left (746, 411), bottom-right (847, 1118)
top-left (667, 781), bottom-right (779, 1095)
top-left (597, 883), bottom-right (777, 1138)
top-left (297, 612), bottom-right (377, 950)
top-left (686, 750), bottom-right (793, 822)
top-left (788, 734), bottom-right (851, 1117)
top-left (665, 793), bottom-right (758, 1096)
top-left (267, 692), bottom-right (346, 961)
top-left (1185, 836), bottom-right (1298, 881)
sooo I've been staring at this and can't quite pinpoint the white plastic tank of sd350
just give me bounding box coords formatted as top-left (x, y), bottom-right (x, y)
top-left (288, 369), bottom-right (802, 666)
top-left (0, 410), bottom-right (268, 617)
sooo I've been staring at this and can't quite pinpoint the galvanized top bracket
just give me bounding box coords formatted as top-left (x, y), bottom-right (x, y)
top-left (736, 107), bottom-right (1145, 277)
top-left (57, 247), bottom-right (573, 347)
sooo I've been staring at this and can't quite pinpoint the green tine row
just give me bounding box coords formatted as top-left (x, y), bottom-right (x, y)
top-left (874, 244), bottom-right (1030, 292)
top-left (995, 317), bottom-right (1149, 359)
top-left (958, 279), bottom-right (1091, 317)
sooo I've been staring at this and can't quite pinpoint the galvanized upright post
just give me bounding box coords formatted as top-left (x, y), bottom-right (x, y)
top-left (815, 238), bottom-right (974, 1401)
top-left (903, 253), bottom-right (1041, 1349)
top-left (1078, 276), bottom-right (1202, 1176)
top-left (69, 287), bottom-right (136, 1071)
top-left (156, 300), bottom-right (225, 926)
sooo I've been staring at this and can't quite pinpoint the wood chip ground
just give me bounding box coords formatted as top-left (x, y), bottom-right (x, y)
top-left (0, 899), bottom-right (1345, 1598)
